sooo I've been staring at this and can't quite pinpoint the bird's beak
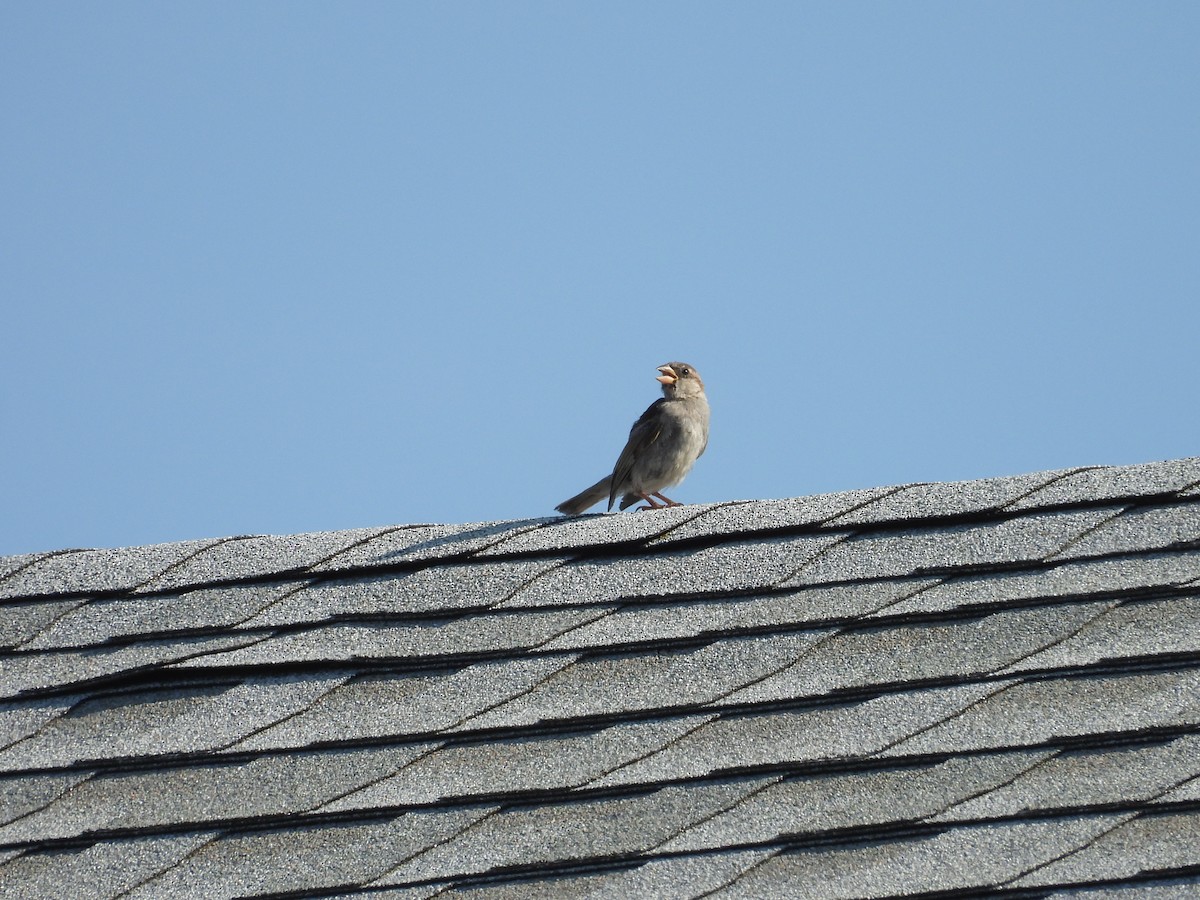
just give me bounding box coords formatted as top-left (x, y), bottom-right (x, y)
top-left (656, 365), bottom-right (677, 386)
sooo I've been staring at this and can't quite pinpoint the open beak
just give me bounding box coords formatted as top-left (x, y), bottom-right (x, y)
top-left (655, 364), bottom-right (677, 386)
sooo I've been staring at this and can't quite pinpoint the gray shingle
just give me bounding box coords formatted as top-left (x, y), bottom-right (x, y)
top-left (123, 807), bottom-right (494, 899)
top-left (478, 504), bottom-right (716, 555)
top-left (886, 669), bottom-right (1200, 757)
top-left (1000, 595), bottom-right (1200, 673)
top-left (424, 850), bottom-right (776, 899)
top-left (1006, 457), bottom-right (1200, 510)
top-left (784, 508), bottom-right (1122, 586)
top-left (1049, 501), bottom-right (1200, 560)
top-left (537, 594), bottom-right (842, 652)
top-left (1166, 777), bottom-right (1200, 801)
top-left (827, 469), bottom-right (1072, 526)
top-left (504, 534), bottom-right (846, 608)
top-left (137, 529), bottom-right (392, 592)
top-left (174, 609), bottom-right (602, 669)
top-left (562, 849), bottom-right (776, 900)
top-left (314, 521), bottom-right (544, 571)
top-left (231, 657), bottom-right (577, 751)
top-left (647, 487), bottom-right (900, 545)
top-left (323, 716), bottom-right (712, 811)
top-left (0, 634), bottom-right (265, 700)
top-left (876, 550), bottom-right (1200, 618)
top-left (0, 553), bottom-right (47, 582)
top-left (16, 582), bottom-right (300, 650)
top-left (0, 770), bottom-right (88, 827)
top-left (1044, 880), bottom-right (1200, 900)
top-left (710, 814), bottom-right (1132, 899)
top-left (354, 887), bottom-right (444, 900)
top-left (934, 734), bottom-right (1200, 822)
top-left (3, 457), bottom-right (1199, 899)
top-left (375, 780), bottom-right (769, 886)
top-left (459, 632), bottom-right (827, 731)
top-left (0, 744), bottom-right (432, 846)
top-left (727, 602), bottom-right (1117, 705)
top-left (661, 750), bottom-right (1052, 853)
top-left (0, 674), bottom-right (351, 771)
top-left (0, 540), bottom-right (219, 600)
top-left (538, 578), bottom-right (940, 652)
top-left (245, 558), bottom-right (565, 627)
top-left (1011, 810), bottom-right (1200, 889)
top-left (0, 698), bottom-right (75, 753)
top-left (0, 600), bottom-right (86, 650)
top-left (1162, 774), bottom-right (1200, 802)
top-left (0, 832), bottom-right (216, 900)
top-left (592, 682), bottom-right (1008, 787)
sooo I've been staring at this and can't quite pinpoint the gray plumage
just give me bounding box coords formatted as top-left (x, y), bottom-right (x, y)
top-left (555, 362), bottom-right (710, 515)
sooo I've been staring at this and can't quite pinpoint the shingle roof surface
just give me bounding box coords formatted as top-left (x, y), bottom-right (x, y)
top-left (3, 457), bottom-right (1200, 898)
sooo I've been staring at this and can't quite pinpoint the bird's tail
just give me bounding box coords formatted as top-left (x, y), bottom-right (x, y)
top-left (555, 476), bottom-right (612, 516)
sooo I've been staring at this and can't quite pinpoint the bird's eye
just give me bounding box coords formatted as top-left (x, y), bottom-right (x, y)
top-left (681, 367), bottom-right (690, 375)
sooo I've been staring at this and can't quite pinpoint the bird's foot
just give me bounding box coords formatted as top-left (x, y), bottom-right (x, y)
top-left (635, 492), bottom-right (666, 511)
top-left (635, 492), bottom-right (683, 511)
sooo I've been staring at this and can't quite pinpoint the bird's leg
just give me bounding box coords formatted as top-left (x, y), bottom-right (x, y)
top-left (635, 492), bottom-right (666, 511)
top-left (651, 492), bottom-right (682, 506)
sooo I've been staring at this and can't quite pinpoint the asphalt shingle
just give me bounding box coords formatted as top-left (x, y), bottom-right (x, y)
top-left (376, 780), bottom-right (767, 886)
top-left (0, 553), bottom-right (47, 582)
top-left (591, 682), bottom-right (1009, 787)
top-left (726, 601), bottom-right (1118, 704)
top-left (710, 814), bottom-right (1134, 899)
top-left (885, 669), bottom-right (1200, 757)
top-left (0, 633), bottom-right (264, 700)
top-left (876, 549), bottom-right (1200, 618)
top-left (0, 832), bottom-right (217, 900)
top-left (0, 540), bottom-right (219, 600)
top-left (16, 582), bottom-right (300, 650)
top-left (504, 533), bottom-right (846, 608)
top-left (0, 744), bottom-right (431, 846)
top-left (646, 486), bottom-right (902, 544)
top-left (0, 675), bottom-right (352, 772)
top-left (137, 529), bottom-right (391, 592)
top-left (1006, 458), bottom-right (1200, 510)
top-left (173, 608), bottom-right (602, 669)
top-left (124, 808), bottom-right (493, 899)
top-left (784, 507), bottom-right (1123, 586)
top-left (1011, 810), bottom-right (1200, 889)
top-left (0, 599), bottom-right (87, 650)
top-left (0, 770), bottom-right (87, 829)
top-left (934, 734), bottom-right (1200, 822)
top-left (322, 716), bottom-right (711, 811)
top-left (1000, 595), bottom-right (1200, 673)
top-left (458, 632), bottom-right (827, 731)
top-left (0, 698), bottom-right (76, 752)
top-left (1049, 500), bottom-right (1200, 560)
top-left (478, 503), bottom-right (713, 555)
top-left (3, 456), bottom-right (1198, 898)
top-left (230, 657), bottom-right (577, 751)
top-left (313, 521), bottom-right (543, 571)
top-left (661, 750), bottom-right (1052, 853)
top-left (826, 469), bottom-right (1072, 525)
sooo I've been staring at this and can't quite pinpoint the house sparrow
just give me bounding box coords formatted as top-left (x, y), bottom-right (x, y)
top-left (555, 362), bottom-right (710, 515)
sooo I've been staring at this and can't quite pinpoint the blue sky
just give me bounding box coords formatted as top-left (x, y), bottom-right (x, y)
top-left (3, 2), bottom-right (1198, 556)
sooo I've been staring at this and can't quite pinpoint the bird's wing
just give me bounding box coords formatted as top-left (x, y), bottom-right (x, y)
top-left (607, 399), bottom-right (665, 509)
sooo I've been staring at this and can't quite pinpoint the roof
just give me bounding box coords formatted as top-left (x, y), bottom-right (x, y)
top-left (2, 457), bottom-right (1200, 899)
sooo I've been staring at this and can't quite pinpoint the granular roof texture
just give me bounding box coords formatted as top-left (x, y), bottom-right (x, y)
top-left (2, 457), bottom-right (1200, 899)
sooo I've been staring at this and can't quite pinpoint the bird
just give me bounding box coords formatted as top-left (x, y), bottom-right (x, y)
top-left (555, 362), bottom-right (710, 515)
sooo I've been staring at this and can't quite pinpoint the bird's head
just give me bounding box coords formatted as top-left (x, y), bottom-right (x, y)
top-left (656, 362), bottom-right (704, 399)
